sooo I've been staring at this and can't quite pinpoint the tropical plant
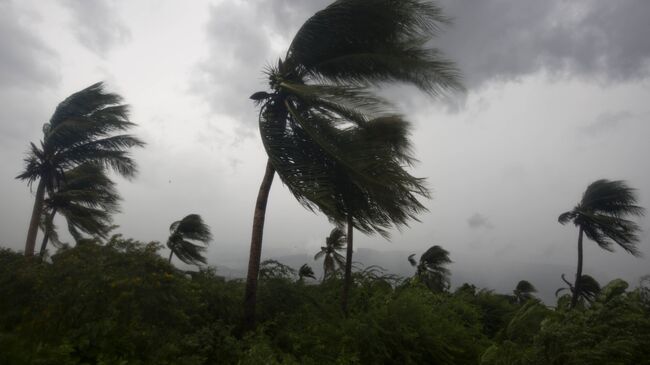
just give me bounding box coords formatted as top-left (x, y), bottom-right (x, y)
top-left (558, 179), bottom-right (645, 308)
top-left (244, 0), bottom-right (462, 328)
top-left (298, 264), bottom-right (316, 282)
top-left (16, 82), bottom-right (144, 256)
top-left (167, 214), bottom-right (212, 266)
top-left (314, 227), bottom-right (346, 280)
top-left (258, 259), bottom-right (296, 281)
top-left (556, 273), bottom-right (601, 306)
top-left (513, 280), bottom-right (537, 304)
top-left (408, 245), bottom-right (452, 292)
top-left (38, 163), bottom-right (120, 257)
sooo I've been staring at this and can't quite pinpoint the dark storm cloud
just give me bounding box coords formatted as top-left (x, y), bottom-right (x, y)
top-left (467, 213), bottom-right (493, 230)
top-left (61, 0), bottom-right (130, 56)
top-left (437, 0), bottom-right (650, 89)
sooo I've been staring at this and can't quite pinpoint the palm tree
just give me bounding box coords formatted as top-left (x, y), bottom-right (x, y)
top-left (244, 0), bottom-right (462, 328)
top-left (38, 163), bottom-right (120, 257)
top-left (556, 273), bottom-right (601, 305)
top-left (17, 82), bottom-right (144, 256)
top-left (298, 264), bottom-right (316, 282)
top-left (408, 245), bottom-right (452, 292)
top-left (513, 280), bottom-right (537, 304)
top-left (167, 214), bottom-right (212, 266)
top-left (559, 179), bottom-right (645, 308)
top-left (314, 227), bottom-right (347, 280)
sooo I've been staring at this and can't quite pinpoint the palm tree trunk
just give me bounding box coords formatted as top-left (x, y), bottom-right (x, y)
top-left (570, 226), bottom-right (584, 309)
top-left (24, 179), bottom-right (46, 257)
top-left (38, 208), bottom-right (58, 257)
top-left (242, 159), bottom-right (276, 332)
top-left (168, 250), bottom-right (174, 264)
top-left (341, 214), bottom-right (353, 315)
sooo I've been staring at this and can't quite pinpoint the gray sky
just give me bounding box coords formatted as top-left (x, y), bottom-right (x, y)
top-left (1, 0), bottom-right (649, 301)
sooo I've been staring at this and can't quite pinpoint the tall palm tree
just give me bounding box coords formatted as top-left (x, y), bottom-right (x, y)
top-left (408, 245), bottom-right (452, 292)
top-left (244, 0), bottom-right (462, 328)
top-left (167, 214), bottom-right (212, 266)
top-left (17, 82), bottom-right (144, 256)
top-left (559, 179), bottom-right (645, 308)
top-left (314, 227), bottom-right (347, 280)
top-left (513, 280), bottom-right (537, 304)
top-left (38, 163), bottom-right (120, 257)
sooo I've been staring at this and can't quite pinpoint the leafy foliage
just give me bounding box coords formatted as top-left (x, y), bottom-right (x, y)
top-left (314, 227), bottom-right (347, 279)
top-left (408, 245), bottom-right (452, 292)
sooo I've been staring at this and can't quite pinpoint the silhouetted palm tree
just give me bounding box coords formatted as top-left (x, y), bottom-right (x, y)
top-left (17, 82), bottom-right (144, 256)
top-left (556, 273), bottom-right (601, 305)
top-left (39, 163), bottom-right (120, 257)
top-left (244, 0), bottom-right (461, 328)
top-left (314, 227), bottom-right (346, 280)
top-left (408, 245), bottom-right (452, 292)
top-left (559, 179), bottom-right (644, 308)
top-left (167, 214), bottom-right (212, 266)
top-left (298, 264), bottom-right (316, 282)
top-left (513, 280), bottom-right (537, 304)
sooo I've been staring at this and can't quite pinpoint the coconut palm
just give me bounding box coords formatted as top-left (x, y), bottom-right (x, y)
top-left (558, 179), bottom-right (645, 308)
top-left (408, 245), bottom-right (452, 292)
top-left (17, 82), bottom-right (144, 256)
top-left (38, 163), bottom-right (120, 257)
top-left (298, 264), bottom-right (316, 282)
top-left (314, 227), bottom-right (347, 280)
top-left (167, 214), bottom-right (212, 266)
top-left (556, 273), bottom-right (601, 305)
top-left (244, 0), bottom-right (462, 328)
top-left (513, 280), bottom-right (537, 304)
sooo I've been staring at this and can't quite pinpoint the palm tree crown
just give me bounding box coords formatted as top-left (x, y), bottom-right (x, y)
top-left (314, 227), bottom-right (347, 279)
top-left (513, 280), bottom-right (537, 304)
top-left (167, 214), bottom-right (213, 266)
top-left (408, 245), bottom-right (452, 292)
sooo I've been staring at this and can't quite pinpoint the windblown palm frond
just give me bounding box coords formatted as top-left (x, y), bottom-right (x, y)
top-left (167, 214), bottom-right (212, 266)
top-left (556, 274), bottom-right (601, 304)
top-left (298, 264), bottom-right (316, 281)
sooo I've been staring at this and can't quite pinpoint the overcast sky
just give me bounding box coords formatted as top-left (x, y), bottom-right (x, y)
top-left (1, 0), bottom-right (649, 300)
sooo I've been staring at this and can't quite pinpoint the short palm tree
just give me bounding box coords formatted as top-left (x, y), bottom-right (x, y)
top-left (244, 0), bottom-right (462, 328)
top-left (167, 214), bottom-right (212, 266)
top-left (17, 82), bottom-right (144, 256)
top-left (39, 163), bottom-right (120, 257)
top-left (513, 280), bottom-right (537, 304)
top-left (556, 273), bottom-right (601, 305)
top-left (314, 227), bottom-right (347, 280)
top-left (298, 264), bottom-right (316, 282)
top-left (559, 179), bottom-right (645, 308)
top-left (408, 245), bottom-right (452, 292)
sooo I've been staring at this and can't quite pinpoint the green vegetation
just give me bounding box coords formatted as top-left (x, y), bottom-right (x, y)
top-left (2, 239), bottom-right (648, 364)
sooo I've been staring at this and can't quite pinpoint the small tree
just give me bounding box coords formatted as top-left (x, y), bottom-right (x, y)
top-left (314, 227), bottom-right (346, 280)
top-left (167, 214), bottom-right (212, 266)
top-left (408, 245), bottom-right (452, 292)
top-left (513, 280), bottom-right (537, 304)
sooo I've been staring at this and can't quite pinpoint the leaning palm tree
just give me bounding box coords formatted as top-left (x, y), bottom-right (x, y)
top-left (167, 214), bottom-right (212, 266)
top-left (244, 0), bottom-right (462, 328)
top-left (408, 245), bottom-right (452, 292)
top-left (17, 82), bottom-right (144, 256)
top-left (314, 227), bottom-right (347, 280)
top-left (39, 163), bottom-right (120, 257)
top-left (559, 179), bottom-right (645, 308)
top-left (513, 280), bottom-right (537, 304)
